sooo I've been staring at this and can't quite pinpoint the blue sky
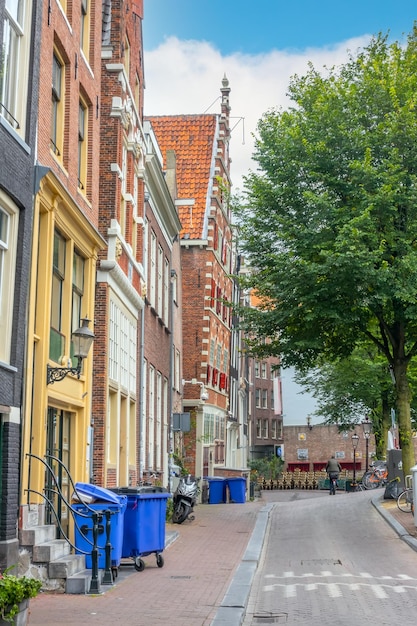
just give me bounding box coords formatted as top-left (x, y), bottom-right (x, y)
top-left (144, 0), bottom-right (416, 54)
top-left (142, 2), bottom-right (416, 424)
top-left (143, 1), bottom-right (417, 193)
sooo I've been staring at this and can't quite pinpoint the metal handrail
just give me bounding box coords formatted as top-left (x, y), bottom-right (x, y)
top-left (25, 453), bottom-right (115, 592)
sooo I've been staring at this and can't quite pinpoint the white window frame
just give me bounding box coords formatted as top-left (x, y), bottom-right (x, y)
top-left (157, 245), bottom-right (163, 315)
top-left (149, 231), bottom-right (156, 307)
top-left (1, 0), bottom-right (32, 135)
top-left (0, 192), bottom-right (19, 363)
top-left (148, 365), bottom-right (155, 468)
top-left (163, 257), bottom-right (169, 325)
top-left (156, 372), bottom-right (162, 469)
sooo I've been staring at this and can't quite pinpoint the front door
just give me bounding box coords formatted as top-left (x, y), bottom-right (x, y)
top-left (45, 407), bottom-right (71, 538)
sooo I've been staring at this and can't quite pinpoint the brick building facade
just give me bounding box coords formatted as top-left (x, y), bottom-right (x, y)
top-left (282, 424), bottom-right (377, 472)
top-left (94, 1), bottom-right (182, 488)
top-left (148, 77), bottom-right (248, 478)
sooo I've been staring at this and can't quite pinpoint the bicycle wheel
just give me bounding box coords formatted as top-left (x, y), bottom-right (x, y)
top-left (362, 471), bottom-right (379, 490)
top-left (397, 489), bottom-right (413, 513)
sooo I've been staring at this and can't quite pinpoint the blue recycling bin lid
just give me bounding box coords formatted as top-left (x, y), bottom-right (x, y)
top-left (74, 482), bottom-right (122, 505)
top-left (108, 486), bottom-right (168, 494)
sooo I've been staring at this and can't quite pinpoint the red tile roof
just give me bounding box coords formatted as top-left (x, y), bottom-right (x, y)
top-left (146, 114), bottom-right (218, 240)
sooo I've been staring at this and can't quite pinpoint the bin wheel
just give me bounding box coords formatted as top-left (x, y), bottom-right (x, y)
top-left (156, 554), bottom-right (164, 568)
top-left (112, 567), bottom-right (118, 580)
top-left (134, 558), bottom-right (145, 572)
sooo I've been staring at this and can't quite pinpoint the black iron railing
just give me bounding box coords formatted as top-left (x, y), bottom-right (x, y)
top-left (25, 453), bottom-right (116, 593)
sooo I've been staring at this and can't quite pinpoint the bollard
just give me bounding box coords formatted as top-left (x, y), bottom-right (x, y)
top-left (88, 512), bottom-right (101, 594)
top-left (411, 464), bottom-right (417, 527)
top-left (101, 509), bottom-right (114, 585)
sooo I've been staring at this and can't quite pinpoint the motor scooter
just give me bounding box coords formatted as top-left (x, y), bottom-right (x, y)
top-left (172, 474), bottom-right (199, 524)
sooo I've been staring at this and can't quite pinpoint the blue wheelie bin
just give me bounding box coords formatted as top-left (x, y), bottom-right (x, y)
top-left (72, 483), bottom-right (127, 570)
top-left (207, 477), bottom-right (226, 504)
top-left (109, 486), bottom-right (170, 571)
top-left (227, 477), bottom-right (246, 503)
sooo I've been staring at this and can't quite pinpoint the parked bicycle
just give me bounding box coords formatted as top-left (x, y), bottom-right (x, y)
top-left (362, 460), bottom-right (388, 490)
top-left (397, 487), bottom-right (414, 513)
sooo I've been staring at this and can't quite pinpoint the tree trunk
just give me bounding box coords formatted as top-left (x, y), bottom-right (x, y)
top-left (394, 363), bottom-right (415, 478)
top-left (375, 395), bottom-right (391, 459)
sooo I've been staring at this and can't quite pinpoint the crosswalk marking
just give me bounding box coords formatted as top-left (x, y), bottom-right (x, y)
top-left (328, 583), bottom-right (341, 597)
top-left (274, 571), bottom-right (417, 582)
top-left (372, 585), bottom-right (388, 599)
top-left (262, 572), bottom-right (417, 599)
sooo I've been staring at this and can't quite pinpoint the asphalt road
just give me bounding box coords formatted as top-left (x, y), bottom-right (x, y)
top-left (243, 489), bottom-right (417, 626)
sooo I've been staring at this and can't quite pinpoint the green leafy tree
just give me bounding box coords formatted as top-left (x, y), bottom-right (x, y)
top-left (236, 27), bottom-right (417, 476)
top-left (295, 349), bottom-right (394, 457)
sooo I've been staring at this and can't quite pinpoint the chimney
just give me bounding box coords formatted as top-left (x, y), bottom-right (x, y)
top-left (165, 150), bottom-right (178, 202)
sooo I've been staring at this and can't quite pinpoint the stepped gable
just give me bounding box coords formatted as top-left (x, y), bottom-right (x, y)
top-left (145, 114), bottom-right (218, 240)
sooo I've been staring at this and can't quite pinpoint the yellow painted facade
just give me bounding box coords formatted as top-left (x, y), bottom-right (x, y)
top-left (21, 173), bottom-right (104, 523)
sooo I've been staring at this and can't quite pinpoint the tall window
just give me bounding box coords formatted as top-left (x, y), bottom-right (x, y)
top-left (157, 245), bottom-right (163, 315)
top-left (156, 372), bottom-right (162, 469)
top-left (134, 73), bottom-right (141, 113)
top-left (1, 0), bottom-right (31, 134)
top-left (78, 99), bottom-right (87, 191)
top-left (51, 53), bottom-right (64, 157)
top-left (80, 0), bottom-right (90, 60)
top-left (163, 257), bottom-right (169, 325)
top-left (72, 250), bottom-right (84, 334)
top-left (123, 36), bottom-right (130, 76)
top-left (149, 231), bottom-right (156, 307)
top-left (50, 231), bottom-right (66, 362)
top-left (109, 299), bottom-right (137, 391)
top-left (120, 145), bottom-right (127, 235)
top-left (0, 194), bottom-right (19, 363)
top-left (109, 301), bottom-right (118, 380)
top-left (148, 366), bottom-right (155, 468)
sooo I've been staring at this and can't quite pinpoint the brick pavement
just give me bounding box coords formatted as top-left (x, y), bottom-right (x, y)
top-left (26, 490), bottom-right (417, 626)
top-left (27, 499), bottom-right (264, 626)
top-left (379, 494), bottom-right (417, 542)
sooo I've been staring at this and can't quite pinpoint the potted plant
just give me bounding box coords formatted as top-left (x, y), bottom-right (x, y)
top-left (0, 567), bottom-right (42, 625)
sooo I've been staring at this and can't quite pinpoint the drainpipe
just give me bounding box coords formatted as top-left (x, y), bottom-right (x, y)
top-left (138, 192), bottom-right (148, 482)
top-left (168, 269), bottom-right (176, 494)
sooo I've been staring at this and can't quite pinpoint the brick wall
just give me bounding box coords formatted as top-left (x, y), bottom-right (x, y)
top-left (283, 424), bottom-right (377, 472)
top-left (37, 0), bottom-right (102, 227)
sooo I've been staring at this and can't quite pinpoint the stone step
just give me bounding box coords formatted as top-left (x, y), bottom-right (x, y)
top-left (33, 539), bottom-right (71, 563)
top-left (49, 553), bottom-right (86, 579)
top-left (19, 524), bottom-right (56, 547)
top-left (66, 569), bottom-right (93, 594)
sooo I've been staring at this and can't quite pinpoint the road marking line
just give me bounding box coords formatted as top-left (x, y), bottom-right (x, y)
top-left (372, 585), bottom-right (388, 599)
top-left (328, 583), bottom-right (342, 597)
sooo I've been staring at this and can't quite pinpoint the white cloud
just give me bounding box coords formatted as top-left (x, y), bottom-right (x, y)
top-left (144, 35), bottom-right (371, 191)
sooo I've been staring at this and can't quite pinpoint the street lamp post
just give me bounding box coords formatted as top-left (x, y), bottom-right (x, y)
top-left (46, 318), bottom-right (95, 384)
top-left (352, 433), bottom-right (360, 490)
top-left (362, 415), bottom-right (372, 472)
